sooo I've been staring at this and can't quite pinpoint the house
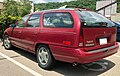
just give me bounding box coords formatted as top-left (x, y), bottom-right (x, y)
top-left (96, 0), bottom-right (117, 18)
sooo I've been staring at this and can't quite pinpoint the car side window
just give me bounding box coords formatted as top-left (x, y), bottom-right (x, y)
top-left (16, 15), bottom-right (29, 28)
top-left (43, 12), bottom-right (74, 28)
top-left (26, 14), bottom-right (40, 27)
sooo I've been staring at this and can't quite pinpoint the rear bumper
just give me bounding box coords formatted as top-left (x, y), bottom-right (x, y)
top-left (78, 43), bottom-right (119, 63)
top-left (50, 42), bottom-right (119, 64)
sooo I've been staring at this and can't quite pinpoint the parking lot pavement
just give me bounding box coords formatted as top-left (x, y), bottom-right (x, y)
top-left (0, 55), bottom-right (34, 76)
top-left (0, 42), bottom-right (120, 76)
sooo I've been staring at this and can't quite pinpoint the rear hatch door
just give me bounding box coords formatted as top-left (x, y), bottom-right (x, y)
top-left (76, 10), bottom-right (116, 50)
top-left (83, 27), bottom-right (116, 50)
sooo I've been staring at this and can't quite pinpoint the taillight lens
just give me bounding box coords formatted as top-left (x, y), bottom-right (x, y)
top-left (79, 36), bottom-right (83, 42)
top-left (79, 36), bottom-right (83, 47)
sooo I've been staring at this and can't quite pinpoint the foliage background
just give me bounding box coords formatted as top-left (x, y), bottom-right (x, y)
top-left (35, 0), bottom-right (98, 11)
top-left (34, 0), bottom-right (120, 13)
top-left (0, 0), bottom-right (31, 38)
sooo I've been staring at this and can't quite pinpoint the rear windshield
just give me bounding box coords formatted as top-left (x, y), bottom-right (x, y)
top-left (76, 11), bottom-right (115, 28)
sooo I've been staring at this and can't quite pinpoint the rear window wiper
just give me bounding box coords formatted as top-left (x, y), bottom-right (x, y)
top-left (91, 22), bottom-right (108, 26)
top-left (83, 22), bottom-right (107, 27)
top-left (81, 22), bottom-right (116, 28)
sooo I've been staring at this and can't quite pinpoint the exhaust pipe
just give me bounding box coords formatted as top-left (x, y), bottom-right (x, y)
top-left (72, 62), bottom-right (78, 67)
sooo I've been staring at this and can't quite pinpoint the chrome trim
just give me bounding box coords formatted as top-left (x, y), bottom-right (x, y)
top-left (88, 45), bottom-right (119, 53)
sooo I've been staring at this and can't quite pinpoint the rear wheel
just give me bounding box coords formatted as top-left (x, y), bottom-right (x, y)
top-left (3, 35), bottom-right (13, 50)
top-left (36, 45), bottom-right (55, 70)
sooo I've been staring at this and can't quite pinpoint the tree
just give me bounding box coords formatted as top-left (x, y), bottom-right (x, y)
top-left (17, 0), bottom-right (32, 16)
top-left (2, 0), bottom-right (18, 16)
top-left (2, 0), bottom-right (31, 17)
top-left (34, 0), bottom-right (97, 11)
top-left (34, 0), bottom-right (120, 13)
top-left (0, 0), bottom-right (31, 38)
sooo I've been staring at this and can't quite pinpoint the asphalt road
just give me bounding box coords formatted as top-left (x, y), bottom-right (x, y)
top-left (0, 42), bottom-right (120, 76)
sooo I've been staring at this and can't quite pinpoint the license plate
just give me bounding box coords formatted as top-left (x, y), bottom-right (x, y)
top-left (99, 38), bottom-right (107, 45)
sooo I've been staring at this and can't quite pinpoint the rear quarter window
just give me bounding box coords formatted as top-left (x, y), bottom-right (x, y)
top-left (43, 12), bottom-right (74, 28)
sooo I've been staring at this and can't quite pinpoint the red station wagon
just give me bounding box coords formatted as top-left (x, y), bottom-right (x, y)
top-left (3, 8), bottom-right (119, 69)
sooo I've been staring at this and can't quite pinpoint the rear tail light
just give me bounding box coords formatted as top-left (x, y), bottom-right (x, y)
top-left (79, 43), bottom-right (83, 47)
top-left (79, 36), bottom-right (83, 42)
top-left (79, 24), bottom-right (83, 47)
top-left (79, 36), bottom-right (83, 47)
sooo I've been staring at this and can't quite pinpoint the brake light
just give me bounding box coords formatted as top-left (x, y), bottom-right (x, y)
top-left (79, 36), bottom-right (83, 42)
top-left (79, 36), bottom-right (83, 47)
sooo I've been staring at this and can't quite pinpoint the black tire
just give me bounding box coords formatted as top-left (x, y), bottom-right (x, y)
top-left (3, 35), bottom-right (13, 50)
top-left (36, 45), bottom-right (56, 70)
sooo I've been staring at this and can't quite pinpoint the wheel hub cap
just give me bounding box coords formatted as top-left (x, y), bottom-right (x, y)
top-left (4, 37), bottom-right (10, 48)
top-left (38, 47), bottom-right (49, 65)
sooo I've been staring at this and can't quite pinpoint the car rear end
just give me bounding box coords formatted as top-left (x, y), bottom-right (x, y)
top-left (74, 10), bottom-right (119, 63)
top-left (48, 9), bottom-right (119, 64)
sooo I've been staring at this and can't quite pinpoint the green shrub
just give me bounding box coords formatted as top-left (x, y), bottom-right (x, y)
top-left (0, 15), bottom-right (21, 38)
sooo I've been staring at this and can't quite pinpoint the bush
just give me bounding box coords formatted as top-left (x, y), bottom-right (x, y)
top-left (0, 15), bottom-right (21, 38)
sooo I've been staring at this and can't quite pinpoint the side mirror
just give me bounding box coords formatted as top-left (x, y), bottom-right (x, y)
top-left (9, 24), bottom-right (16, 28)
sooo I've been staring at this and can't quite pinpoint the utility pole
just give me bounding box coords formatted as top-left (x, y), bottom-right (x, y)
top-left (30, 1), bottom-right (34, 13)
